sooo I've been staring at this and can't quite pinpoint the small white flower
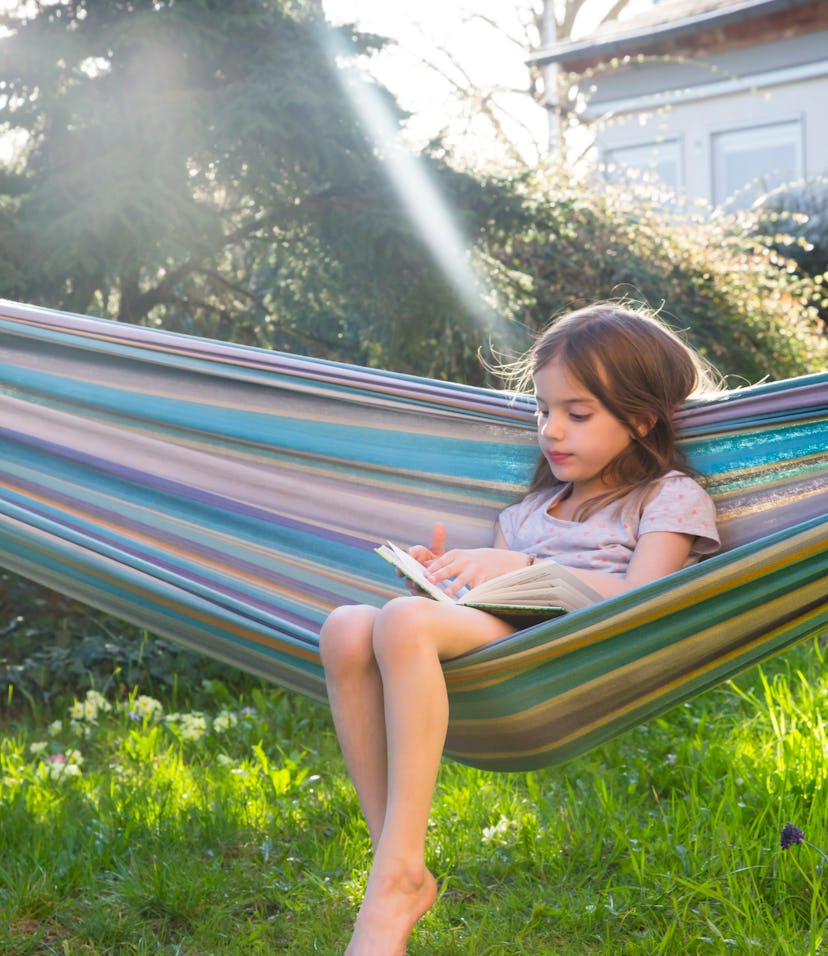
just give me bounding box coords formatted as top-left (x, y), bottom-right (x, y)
top-left (133, 695), bottom-right (163, 720)
top-left (85, 690), bottom-right (111, 713)
top-left (481, 815), bottom-right (513, 845)
top-left (69, 690), bottom-right (111, 724)
top-left (48, 720), bottom-right (63, 737)
top-left (213, 710), bottom-right (238, 733)
top-left (167, 712), bottom-right (208, 742)
top-left (180, 715), bottom-right (207, 741)
top-left (29, 741), bottom-right (49, 756)
top-left (38, 753), bottom-right (83, 781)
top-left (70, 720), bottom-right (93, 739)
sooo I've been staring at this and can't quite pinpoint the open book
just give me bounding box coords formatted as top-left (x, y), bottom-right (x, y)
top-left (375, 541), bottom-right (602, 619)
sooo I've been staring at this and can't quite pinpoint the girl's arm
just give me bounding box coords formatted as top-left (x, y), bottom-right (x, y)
top-left (419, 527), bottom-right (696, 600)
top-left (558, 530), bottom-right (695, 599)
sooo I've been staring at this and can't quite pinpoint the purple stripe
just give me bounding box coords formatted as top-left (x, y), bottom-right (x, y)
top-left (0, 426), bottom-right (371, 550)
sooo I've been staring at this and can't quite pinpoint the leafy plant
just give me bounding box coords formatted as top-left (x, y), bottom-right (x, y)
top-left (756, 177), bottom-right (828, 322)
top-left (0, 571), bottom-right (255, 717)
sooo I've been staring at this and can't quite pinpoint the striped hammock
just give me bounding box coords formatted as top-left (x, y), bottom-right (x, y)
top-left (1, 299), bottom-right (826, 771)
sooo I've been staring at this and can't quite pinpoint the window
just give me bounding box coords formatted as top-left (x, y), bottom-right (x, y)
top-left (602, 139), bottom-right (682, 191)
top-left (712, 119), bottom-right (803, 208)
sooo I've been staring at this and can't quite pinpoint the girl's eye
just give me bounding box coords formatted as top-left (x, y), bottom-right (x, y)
top-left (534, 407), bottom-right (548, 418)
top-left (569, 412), bottom-right (590, 422)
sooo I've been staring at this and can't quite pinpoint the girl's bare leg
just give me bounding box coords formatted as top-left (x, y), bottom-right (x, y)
top-left (319, 604), bottom-right (388, 846)
top-left (345, 597), bottom-right (514, 956)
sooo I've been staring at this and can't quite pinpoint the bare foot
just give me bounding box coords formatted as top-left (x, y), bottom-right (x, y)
top-left (344, 860), bottom-right (438, 956)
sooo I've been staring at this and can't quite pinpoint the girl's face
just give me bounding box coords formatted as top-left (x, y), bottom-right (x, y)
top-left (533, 358), bottom-right (637, 494)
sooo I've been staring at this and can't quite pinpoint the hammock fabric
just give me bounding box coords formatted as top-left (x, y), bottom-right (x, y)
top-left (1, 299), bottom-right (826, 771)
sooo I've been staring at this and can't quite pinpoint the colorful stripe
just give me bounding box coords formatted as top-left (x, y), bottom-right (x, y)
top-left (1, 299), bottom-right (826, 770)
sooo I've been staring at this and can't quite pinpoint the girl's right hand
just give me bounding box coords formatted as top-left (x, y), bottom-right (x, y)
top-left (408, 522), bottom-right (447, 568)
top-left (396, 523), bottom-right (447, 597)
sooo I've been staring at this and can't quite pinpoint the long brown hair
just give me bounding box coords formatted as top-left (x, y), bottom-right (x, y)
top-left (512, 303), bottom-right (723, 518)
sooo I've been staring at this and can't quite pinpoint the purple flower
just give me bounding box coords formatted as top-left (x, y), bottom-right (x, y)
top-left (780, 822), bottom-right (805, 850)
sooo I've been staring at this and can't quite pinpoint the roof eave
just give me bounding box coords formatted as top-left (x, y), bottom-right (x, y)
top-left (529, 0), bottom-right (816, 68)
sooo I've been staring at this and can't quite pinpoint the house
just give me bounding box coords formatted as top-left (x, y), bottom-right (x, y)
top-left (531, 0), bottom-right (828, 208)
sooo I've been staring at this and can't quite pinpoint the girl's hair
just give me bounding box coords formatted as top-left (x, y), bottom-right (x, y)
top-left (514, 302), bottom-right (724, 517)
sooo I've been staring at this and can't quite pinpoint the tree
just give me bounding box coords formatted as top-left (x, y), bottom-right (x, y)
top-left (0, 0), bottom-right (505, 374)
top-left (535, 0), bottom-right (641, 157)
top-left (1, 2), bottom-right (306, 317)
top-left (320, 2), bottom-right (643, 171)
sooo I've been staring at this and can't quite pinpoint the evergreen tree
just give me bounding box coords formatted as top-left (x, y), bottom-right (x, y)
top-left (0, 0), bottom-right (497, 374)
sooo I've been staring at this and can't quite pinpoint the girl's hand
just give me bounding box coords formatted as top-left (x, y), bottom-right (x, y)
top-left (425, 547), bottom-right (529, 596)
top-left (408, 522), bottom-right (447, 568)
top-left (397, 523), bottom-right (447, 596)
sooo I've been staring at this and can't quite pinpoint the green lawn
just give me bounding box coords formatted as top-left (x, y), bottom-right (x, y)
top-left (1, 639), bottom-right (825, 955)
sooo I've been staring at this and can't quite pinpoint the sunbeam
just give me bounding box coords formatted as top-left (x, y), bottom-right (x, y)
top-left (320, 26), bottom-right (509, 346)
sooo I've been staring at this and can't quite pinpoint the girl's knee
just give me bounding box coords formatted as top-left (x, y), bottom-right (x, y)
top-left (373, 596), bottom-right (511, 663)
top-left (373, 596), bottom-right (439, 658)
top-left (319, 604), bottom-right (378, 673)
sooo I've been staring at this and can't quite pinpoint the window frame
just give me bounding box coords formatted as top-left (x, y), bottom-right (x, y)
top-left (710, 115), bottom-right (805, 208)
top-left (600, 136), bottom-right (684, 192)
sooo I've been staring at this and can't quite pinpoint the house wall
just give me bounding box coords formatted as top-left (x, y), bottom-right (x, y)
top-left (582, 29), bottom-right (828, 107)
top-left (582, 29), bottom-right (828, 208)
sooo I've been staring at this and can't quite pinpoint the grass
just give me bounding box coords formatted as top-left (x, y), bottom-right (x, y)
top-left (0, 639), bottom-right (826, 955)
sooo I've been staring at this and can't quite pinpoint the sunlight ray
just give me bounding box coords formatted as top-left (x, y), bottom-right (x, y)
top-left (320, 27), bottom-right (510, 346)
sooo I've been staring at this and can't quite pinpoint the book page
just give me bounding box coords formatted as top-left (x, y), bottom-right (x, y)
top-left (374, 542), bottom-right (455, 603)
top-left (461, 559), bottom-right (601, 609)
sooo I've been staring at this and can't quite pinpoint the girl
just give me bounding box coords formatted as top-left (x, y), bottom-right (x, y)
top-left (319, 303), bottom-right (722, 956)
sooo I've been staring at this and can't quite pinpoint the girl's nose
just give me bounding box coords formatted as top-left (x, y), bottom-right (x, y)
top-left (541, 414), bottom-right (563, 439)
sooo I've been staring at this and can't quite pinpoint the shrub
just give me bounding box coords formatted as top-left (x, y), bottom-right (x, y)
top-left (480, 168), bottom-right (827, 383)
top-left (755, 177), bottom-right (828, 321)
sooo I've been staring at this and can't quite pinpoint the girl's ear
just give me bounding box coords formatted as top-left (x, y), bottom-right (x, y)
top-left (633, 413), bottom-right (657, 438)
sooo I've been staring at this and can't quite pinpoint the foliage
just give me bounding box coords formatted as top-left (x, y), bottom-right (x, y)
top-left (0, 571), bottom-right (255, 716)
top-left (0, 0), bottom-right (497, 374)
top-left (2, 2), bottom-right (824, 387)
top-left (756, 178), bottom-right (828, 321)
top-left (480, 168), bottom-right (827, 384)
top-left (220, 158), bottom-right (507, 381)
top-left (0, 639), bottom-right (825, 953)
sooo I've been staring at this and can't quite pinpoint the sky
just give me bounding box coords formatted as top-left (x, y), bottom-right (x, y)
top-left (321, 0), bottom-right (655, 169)
top-left (321, 0), bottom-right (551, 168)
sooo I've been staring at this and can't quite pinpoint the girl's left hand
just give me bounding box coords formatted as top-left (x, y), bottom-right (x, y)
top-left (425, 548), bottom-right (528, 596)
